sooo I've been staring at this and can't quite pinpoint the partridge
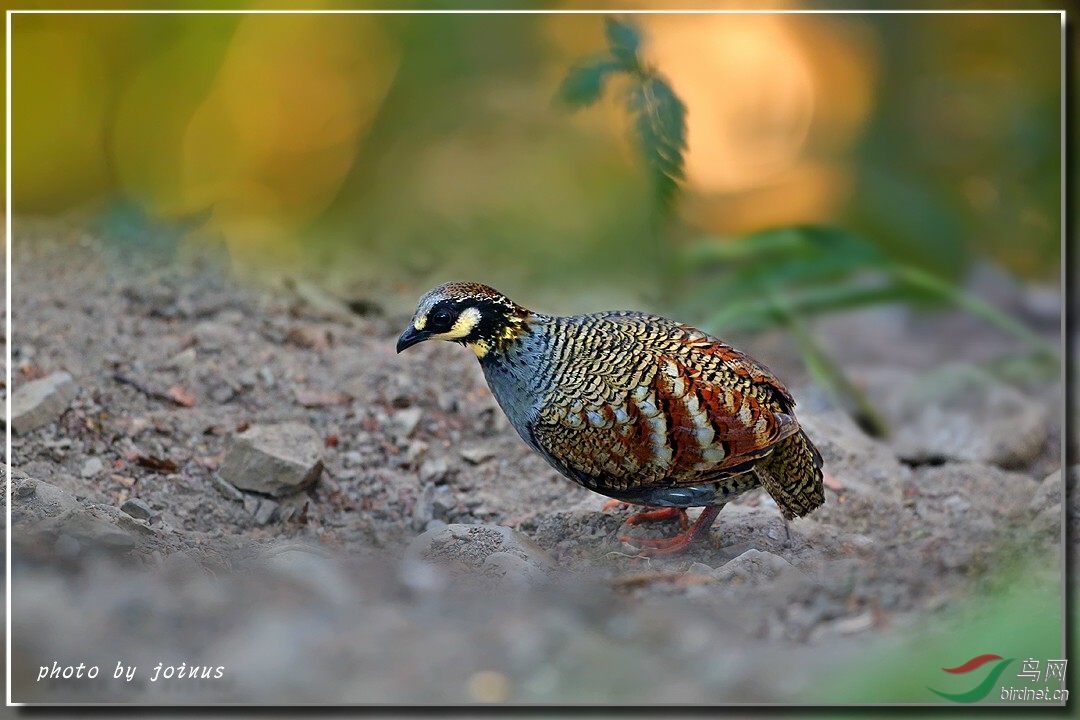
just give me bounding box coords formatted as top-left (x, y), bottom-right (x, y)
top-left (397, 282), bottom-right (824, 554)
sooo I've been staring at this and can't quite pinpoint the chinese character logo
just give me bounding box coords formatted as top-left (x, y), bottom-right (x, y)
top-left (1043, 660), bottom-right (1068, 684)
top-left (928, 654), bottom-right (1014, 703)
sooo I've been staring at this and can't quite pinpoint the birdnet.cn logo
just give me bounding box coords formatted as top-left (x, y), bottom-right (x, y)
top-left (927, 654), bottom-right (1068, 703)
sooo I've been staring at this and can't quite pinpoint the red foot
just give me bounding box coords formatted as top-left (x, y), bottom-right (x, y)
top-left (619, 505), bottom-right (722, 556)
top-left (625, 507), bottom-right (688, 530)
top-left (601, 501), bottom-right (689, 530)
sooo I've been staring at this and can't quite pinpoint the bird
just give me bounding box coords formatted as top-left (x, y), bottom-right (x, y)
top-left (396, 282), bottom-right (825, 554)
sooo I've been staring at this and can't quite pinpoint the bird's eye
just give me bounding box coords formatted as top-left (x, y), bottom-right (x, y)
top-left (431, 308), bottom-right (452, 325)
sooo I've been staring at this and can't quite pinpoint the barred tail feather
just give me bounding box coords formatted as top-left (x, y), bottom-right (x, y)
top-left (755, 430), bottom-right (825, 519)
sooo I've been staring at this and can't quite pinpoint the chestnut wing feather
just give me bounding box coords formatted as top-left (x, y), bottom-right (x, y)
top-left (528, 312), bottom-right (798, 494)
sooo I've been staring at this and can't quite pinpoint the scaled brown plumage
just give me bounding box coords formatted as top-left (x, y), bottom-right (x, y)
top-left (398, 283), bottom-right (825, 554)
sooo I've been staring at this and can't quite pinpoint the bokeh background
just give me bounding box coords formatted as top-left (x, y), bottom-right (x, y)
top-left (7, 1), bottom-right (1063, 296)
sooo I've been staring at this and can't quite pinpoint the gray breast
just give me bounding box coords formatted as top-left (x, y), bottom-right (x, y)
top-left (478, 327), bottom-right (552, 449)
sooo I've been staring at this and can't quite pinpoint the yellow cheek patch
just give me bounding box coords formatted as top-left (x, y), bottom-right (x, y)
top-left (468, 339), bottom-right (490, 358)
top-left (432, 306), bottom-right (481, 340)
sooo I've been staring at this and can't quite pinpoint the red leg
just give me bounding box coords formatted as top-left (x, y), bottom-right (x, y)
top-left (602, 500), bottom-right (689, 530)
top-left (624, 507), bottom-right (688, 529)
top-left (619, 505), bottom-right (722, 556)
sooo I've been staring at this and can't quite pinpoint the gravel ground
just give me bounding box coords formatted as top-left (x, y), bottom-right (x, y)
top-left (6, 224), bottom-right (1067, 704)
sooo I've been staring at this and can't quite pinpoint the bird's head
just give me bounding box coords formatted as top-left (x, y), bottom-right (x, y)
top-left (396, 282), bottom-right (530, 358)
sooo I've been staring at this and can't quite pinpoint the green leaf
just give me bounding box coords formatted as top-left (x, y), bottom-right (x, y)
top-left (683, 226), bottom-right (888, 269)
top-left (604, 16), bottom-right (641, 70)
top-left (555, 55), bottom-right (623, 109)
top-left (628, 75), bottom-right (687, 210)
top-left (893, 264), bottom-right (1058, 357)
top-left (706, 281), bottom-right (925, 334)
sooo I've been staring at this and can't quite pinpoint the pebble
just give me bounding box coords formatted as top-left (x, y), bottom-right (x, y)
top-left (212, 474), bottom-right (246, 503)
top-left (391, 407), bottom-right (423, 440)
top-left (942, 494), bottom-right (972, 515)
top-left (685, 562), bottom-right (715, 576)
top-left (254, 498), bottom-right (279, 525)
top-left (193, 320), bottom-right (235, 352)
top-left (120, 498), bottom-right (157, 521)
top-left (1029, 469), bottom-right (1062, 515)
top-left (1031, 505), bottom-right (1062, 537)
top-left (713, 549), bottom-right (805, 584)
top-left (218, 423), bottom-right (324, 497)
top-left (411, 482), bottom-right (436, 531)
top-left (419, 457), bottom-right (450, 485)
top-left (405, 523), bottom-right (555, 588)
top-left (57, 512), bottom-right (137, 554)
top-left (80, 457), bottom-right (105, 479)
top-left (162, 347), bottom-right (198, 370)
top-left (460, 445), bottom-right (497, 465)
top-left (12, 476), bottom-right (79, 516)
top-left (8, 371), bottom-right (78, 435)
top-left (431, 492), bottom-right (456, 520)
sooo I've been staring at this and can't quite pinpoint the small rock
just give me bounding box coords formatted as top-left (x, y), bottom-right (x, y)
top-left (11, 475), bottom-right (79, 516)
top-left (193, 320), bottom-right (234, 352)
top-left (391, 407), bottom-right (423, 440)
top-left (942, 494), bottom-right (972, 515)
top-left (116, 514), bottom-right (157, 537)
top-left (685, 562), bottom-right (715, 576)
top-left (80, 457), bottom-right (105, 479)
top-left (254, 498), bottom-right (280, 526)
top-left (419, 457), bottom-right (450, 485)
top-left (808, 611), bottom-right (876, 643)
top-left (404, 440), bottom-right (428, 465)
top-left (120, 498), bottom-right (156, 521)
top-left (713, 549), bottom-right (805, 584)
top-left (285, 278), bottom-right (358, 323)
top-left (482, 552), bottom-right (535, 586)
top-left (425, 519), bottom-right (447, 532)
top-left (405, 523), bottom-right (555, 587)
top-left (431, 492), bottom-right (456, 520)
top-left (1031, 504), bottom-right (1062, 537)
top-left (412, 482), bottom-right (436, 531)
top-left (56, 512), bottom-right (136, 554)
top-left (212, 474), bottom-right (246, 503)
top-left (218, 422), bottom-right (324, 497)
top-left (162, 347), bottom-right (198, 370)
top-left (460, 445), bottom-right (497, 465)
top-left (1029, 470), bottom-right (1062, 515)
top-left (8, 372), bottom-right (77, 435)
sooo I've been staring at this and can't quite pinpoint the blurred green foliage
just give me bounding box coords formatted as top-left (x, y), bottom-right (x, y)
top-left (557, 18), bottom-right (687, 213)
top-left (8, 9), bottom-right (1061, 307)
top-left (554, 16), bottom-right (1058, 437)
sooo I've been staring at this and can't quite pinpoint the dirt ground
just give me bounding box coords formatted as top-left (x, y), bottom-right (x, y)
top-left (6, 223), bottom-right (1070, 704)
